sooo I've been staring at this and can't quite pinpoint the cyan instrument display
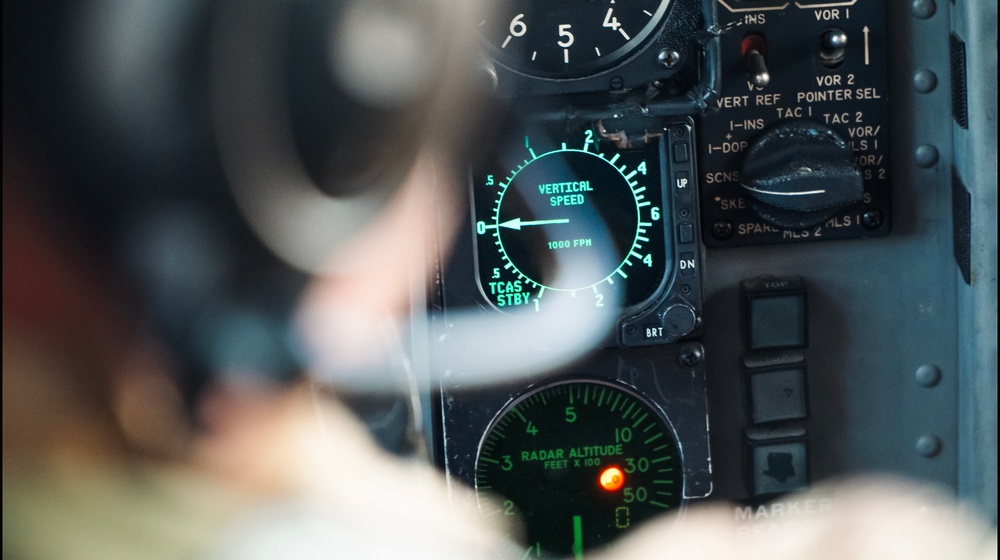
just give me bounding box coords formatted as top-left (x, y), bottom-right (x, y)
top-left (441, 123), bottom-right (708, 558)
top-left (479, 0), bottom-right (674, 79)
top-left (470, 122), bottom-right (704, 348)
top-left (473, 131), bottom-right (667, 312)
top-left (475, 379), bottom-right (683, 557)
top-left (444, 3), bottom-right (711, 552)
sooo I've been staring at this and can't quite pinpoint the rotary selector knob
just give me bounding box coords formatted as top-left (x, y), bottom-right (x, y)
top-left (662, 303), bottom-right (697, 337)
top-left (740, 120), bottom-right (863, 230)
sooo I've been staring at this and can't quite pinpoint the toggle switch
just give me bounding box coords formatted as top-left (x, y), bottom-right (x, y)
top-left (741, 33), bottom-right (770, 88)
top-left (820, 28), bottom-right (848, 68)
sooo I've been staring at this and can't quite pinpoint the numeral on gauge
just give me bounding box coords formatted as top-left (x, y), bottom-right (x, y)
top-left (603, 8), bottom-right (622, 31)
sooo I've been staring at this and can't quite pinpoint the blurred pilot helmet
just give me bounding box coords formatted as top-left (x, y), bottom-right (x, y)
top-left (4, 0), bottom-right (488, 404)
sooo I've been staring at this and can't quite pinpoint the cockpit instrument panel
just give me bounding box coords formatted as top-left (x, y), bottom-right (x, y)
top-left (436, 0), bottom-right (997, 555)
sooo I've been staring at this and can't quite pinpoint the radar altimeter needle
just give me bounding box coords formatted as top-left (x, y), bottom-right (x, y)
top-left (572, 515), bottom-right (584, 560)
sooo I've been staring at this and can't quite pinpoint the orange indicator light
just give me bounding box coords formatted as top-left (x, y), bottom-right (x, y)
top-left (599, 466), bottom-right (625, 492)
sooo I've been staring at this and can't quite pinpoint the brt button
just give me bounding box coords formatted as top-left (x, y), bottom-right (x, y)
top-left (642, 303), bottom-right (696, 341)
top-left (663, 304), bottom-right (697, 337)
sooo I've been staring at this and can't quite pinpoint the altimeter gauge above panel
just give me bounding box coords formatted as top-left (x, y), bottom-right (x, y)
top-left (471, 124), bottom-right (703, 346)
top-left (479, 0), bottom-right (674, 79)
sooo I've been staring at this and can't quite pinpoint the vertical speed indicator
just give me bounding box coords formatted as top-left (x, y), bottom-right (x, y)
top-left (473, 131), bottom-right (668, 314)
top-left (475, 379), bottom-right (684, 557)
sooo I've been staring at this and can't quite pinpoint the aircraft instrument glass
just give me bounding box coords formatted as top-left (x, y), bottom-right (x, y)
top-left (479, 0), bottom-right (673, 79)
top-left (475, 379), bottom-right (684, 557)
top-left (472, 131), bottom-right (668, 313)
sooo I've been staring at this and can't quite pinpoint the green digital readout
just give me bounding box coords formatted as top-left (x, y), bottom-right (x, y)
top-left (473, 131), bottom-right (668, 313)
top-left (475, 380), bottom-right (684, 557)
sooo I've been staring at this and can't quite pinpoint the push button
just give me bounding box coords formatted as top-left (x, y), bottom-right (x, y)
top-left (748, 366), bottom-right (808, 424)
top-left (678, 223), bottom-right (694, 244)
top-left (749, 440), bottom-right (809, 496)
top-left (742, 276), bottom-right (807, 350)
top-left (673, 142), bottom-right (690, 163)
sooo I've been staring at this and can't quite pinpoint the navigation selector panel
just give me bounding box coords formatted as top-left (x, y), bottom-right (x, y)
top-left (700, 1), bottom-right (890, 246)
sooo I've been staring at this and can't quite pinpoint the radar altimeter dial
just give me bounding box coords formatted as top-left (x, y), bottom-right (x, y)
top-left (476, 379), bottom-right (685, 557)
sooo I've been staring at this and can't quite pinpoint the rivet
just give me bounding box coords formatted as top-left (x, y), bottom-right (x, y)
top-left (916, 364), bottom-right (942, 387)
top-left (914, 144), bottom-right (940, 168)
top-left (911, 0), bottom-right (937, 20)
top-left (916, 435), bottom-right (942, 458)
top-left (913, 69), bottom-right (938, 93)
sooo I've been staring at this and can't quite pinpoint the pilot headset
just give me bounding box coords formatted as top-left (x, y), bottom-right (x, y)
top-left (4, 0), bottom-right (486, 405)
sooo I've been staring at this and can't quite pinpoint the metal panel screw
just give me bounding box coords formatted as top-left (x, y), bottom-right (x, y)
top-left (679, 346), bottom-right (703, 367)
top-left (712, 221), bottom-right (734, 240)
top-left (658, 50), bottom-right (681, 69)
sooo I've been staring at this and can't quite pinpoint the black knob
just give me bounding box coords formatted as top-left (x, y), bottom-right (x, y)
top-left (740, 120), bottom-right (863, 230)
top-left (662, 303), bottom-right (697, 338)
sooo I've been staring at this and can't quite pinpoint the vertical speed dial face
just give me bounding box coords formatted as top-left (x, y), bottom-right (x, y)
top-left (473, 131), bottom-right (668, 313)
top-left (479, 1), bottom-right (673, 79)
top-left (475, 380), bottom-right (684, 557)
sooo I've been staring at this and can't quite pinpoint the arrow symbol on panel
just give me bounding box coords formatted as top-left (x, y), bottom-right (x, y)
top-left (863, 26), bottom-right (870, 65)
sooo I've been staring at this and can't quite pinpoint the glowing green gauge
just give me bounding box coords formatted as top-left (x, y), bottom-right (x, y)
top-left (473, 132), bottom-right (668, 312)
top-left (475, 379), bottom-right (684, 557)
